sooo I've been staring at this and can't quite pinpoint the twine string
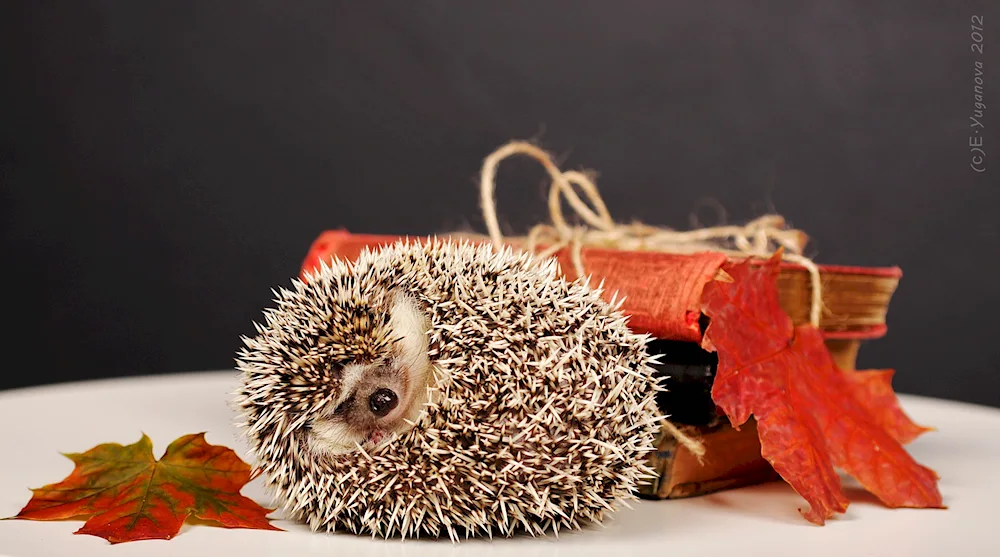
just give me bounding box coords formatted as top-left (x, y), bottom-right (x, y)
top-left (479, 140), bottom-right (824, 328)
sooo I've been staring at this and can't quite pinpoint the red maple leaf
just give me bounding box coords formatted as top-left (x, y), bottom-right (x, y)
top-left (700, 253), bottom-right (944, 524)
top-left (12, 433), bottom-right (281, 543)
top-left (841, 368), bottom-right (934, 445)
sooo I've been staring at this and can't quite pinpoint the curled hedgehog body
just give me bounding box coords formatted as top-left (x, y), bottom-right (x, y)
top-left (235, 240), bottom-right (663, 540)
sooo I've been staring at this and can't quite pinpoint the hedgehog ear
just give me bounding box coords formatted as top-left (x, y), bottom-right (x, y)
top-left (387, 291), bottom-right (430, 364)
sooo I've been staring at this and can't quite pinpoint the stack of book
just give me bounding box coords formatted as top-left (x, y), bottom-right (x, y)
top-left (300, 230), bottom-right (902, 499)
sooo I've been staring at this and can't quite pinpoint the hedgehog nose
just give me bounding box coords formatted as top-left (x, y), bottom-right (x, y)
top-left (369, 388), bottom-right (398, 417)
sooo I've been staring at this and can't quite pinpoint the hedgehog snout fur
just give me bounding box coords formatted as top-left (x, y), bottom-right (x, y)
top-left (305, 293), bottom-right (433, 457)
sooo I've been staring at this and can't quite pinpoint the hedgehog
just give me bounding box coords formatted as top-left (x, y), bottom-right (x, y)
top-left (234, 239), bottom-right (664, 540)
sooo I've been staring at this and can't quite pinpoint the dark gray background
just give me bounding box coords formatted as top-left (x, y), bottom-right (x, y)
top-left (3, 2), bottom-right (998, 406)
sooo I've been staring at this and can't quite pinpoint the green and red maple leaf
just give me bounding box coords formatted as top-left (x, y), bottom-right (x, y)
top-left (11, 433), bottom-right (280, 543)
top-left (700, 252), bottom-right (944, 524)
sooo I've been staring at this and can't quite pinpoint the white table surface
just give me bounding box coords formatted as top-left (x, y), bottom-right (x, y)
top-left (1, 371), bottom-right (998, 557)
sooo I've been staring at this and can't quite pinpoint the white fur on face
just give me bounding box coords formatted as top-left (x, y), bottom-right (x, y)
top-left (307, 293), bottom-right (432, 457)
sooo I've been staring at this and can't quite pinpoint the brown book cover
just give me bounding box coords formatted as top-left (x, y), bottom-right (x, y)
top-left (642, 419), bottom-right (780, 499)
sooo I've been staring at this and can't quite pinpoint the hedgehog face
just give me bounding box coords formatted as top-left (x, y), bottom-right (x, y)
top-left (307, 293), bottom-right (432, 456)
